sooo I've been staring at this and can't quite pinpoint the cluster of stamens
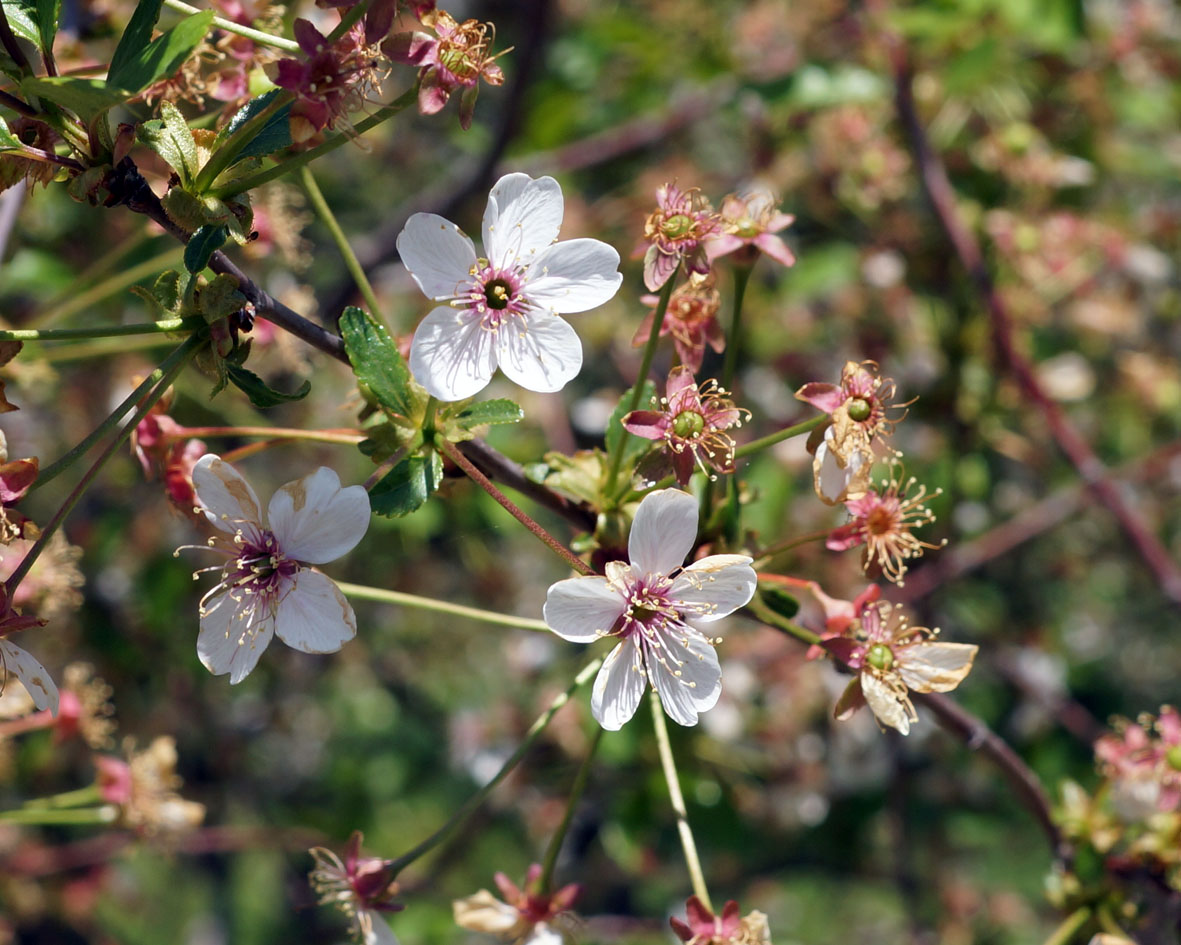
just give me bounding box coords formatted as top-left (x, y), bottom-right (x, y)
top-left (461, 260), bottom-right (528, 329)
top-left (838, 475), bottom-right (945, 584)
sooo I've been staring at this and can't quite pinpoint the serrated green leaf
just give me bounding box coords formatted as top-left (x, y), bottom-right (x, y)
top-left (760, 587), bottom-right (799, 620)
top-left (138, 101), bottom-right (199, 185)
top-left (20, 77), bottom-right (128, 121)
top-left (454, 398), bottom-right (523, 429)
top-left (107, 0), bottom-right (163, 82)
top-left (369, 451), bottom-right (443, 517)
top-left (216, 90), bottom-right (292, 162)
top-left (184, 224), bottom-right (227, 273)
top-left (605, 380), bottom-right (656, 467)
top-left (226, 364), bottom-right (311, 409)
top-left (339, 306), bottom-right (414, 418)
top-left (108, 10), bottom-right (214, 94)
top-left (34, 0), bottom-right (59, 58)
top-left (1, 0), bottom-right (38, 46)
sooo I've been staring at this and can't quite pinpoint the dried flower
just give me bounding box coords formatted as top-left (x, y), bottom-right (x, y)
top-left (826, 474), bottom-right (944, 585)
top-left (180, 455), bottom-right (369, 683)
top-left (1095, 706), bottom-right (1181, 816)
top-left (707, 189), bottom-right (796, 268)
top-left (98, 735), bottom-right (205, 833)
top-left (0, 454), bottom-right (38, 543)
top-left (0, 532), bottom-right (85, 620)
top-left (397, 172), bottom-right (622, 401)
top-left (386, 8), bottom-right (507, 129)
top-left (453, 863), bottom-right (579, 945)
top-left (310, 831), bottom-right (403, 945)
top-left (544, 489), bottom-right (757, 730)
top-left (632, 274), bottom-right (724, 374)
top-left (670, 896), bottom-right (771, 945)
top-left (622, 366), bottom-right (748, 486)
top-left (821, 599), bottom-right (977, 735)
top-left (796, 360), bottom-right (907, 505)
top-left (55, 663), bottom-right (117, 749)
top-left (642, 183), bottom-right (721, 291)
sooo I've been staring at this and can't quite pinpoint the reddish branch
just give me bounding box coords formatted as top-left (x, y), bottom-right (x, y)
top-left (891, 50), bottom-right (1181, 609)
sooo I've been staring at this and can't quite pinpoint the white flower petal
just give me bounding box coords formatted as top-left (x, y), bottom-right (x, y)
top-left (647, 625), bottom-right (721, 727)
top-left (396, 212), bottom-right (477, 299)
top-left (628, 489), bottom-right (698, 577)
top-left (361, 911), bottom-right (400, 945)
top-left (483, 174), bottom-right (563, 268)
top-left (861, 671), bottom-right (914, 734)
top-left (453, 890), bottom-right (521, 935)
top-left (544, 575), bottom-right (626, 642)
top-left (897, 642), bottom-right (978, 694)
top-left (197, 590), bottom-right (274, 684)
top-left (526, 239), bottom-right (623, 314)
top-left (274, 569), bottom-right (356, 654)
top-left (192, 453), bottom-right (264, 535)
top-left (526, 924), bottom-right (565, 945)
top-left (670, 554), bottom-right (757, 623)
top-left (591, 639), bottom-right (647, 731)
top-left (267, 466), bottom-right (369, 564)
top-left (0, 638), bottom-right (58, 714)
top-left (410, 305), bottom-right (499, 401)
top-left (494, 311), bottom-right (582, 394)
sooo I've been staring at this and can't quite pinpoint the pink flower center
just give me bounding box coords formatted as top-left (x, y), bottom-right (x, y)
top-left (466, 263), bottom-right (527, 329)
top-left (616, 576), bottom-right (678, 638)
top-left (226, 530), bottom-right (297, 609)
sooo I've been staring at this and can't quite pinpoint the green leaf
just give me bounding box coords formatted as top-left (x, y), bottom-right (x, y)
top-left (0, 118), bottom-right (20, 150)
top-left (184, 224), bottom-right (227, 273)
top-left (369, 451), bottom-right (443, 517)
top-left (34, 0), bottom-right (59, 58)
top-left (107, 0), bottom-right (164, 82)
top-left (339, 306), bottom-right (415, 419)
top-left (453, 399), bottom-right (523, 429)
top-left (216, 90), bottom-right (292, 162)
top-left (605, 380), bottom-right (656, 468)
top-left (20, 77), bottom-right (129, 121)
top-left (226, 364), bottom-right (311, 409)
top-left (138, 101), bottom-right (200, 185)
top-left (0, 0), bottom-right (38, 46)
top-left (760, 587), bottom-right (799, 621)
top-left (108, 10), bottom-right (214, 94)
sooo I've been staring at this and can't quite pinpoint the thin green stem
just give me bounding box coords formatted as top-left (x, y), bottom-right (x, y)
top-left (1094, 905), bottom-right (1128, 939)
top-left (178, 425), bottom-right (363, 445)
top-left (0, 806), bottom-right (118, 825)
top-left (719, 264), bottom-right (751, 393)
top-left (299, 165), bottom-right (385, 323)
top-left (325, 0), bottom-right (370, 41)
top-left (751, 529), bottom-right (831, 568)
top-left (162, 0), bottom-right (301, 51)
top-left (604, 268), bottom-right (679, 500)
top-left (35, 336), bottom-right (179, 363)
top-left (732, 414), bottom-right (826, 460)
top-left (25, 784), bottom-right (102, 809)
top-left (744, 592), bottom-right (820, 647)
top-left (6, 337), bottom-right (202, 594)
top-left (1041, 907), bottom-right (1091, 945)
top-left (436, 436), bottom-right (594, 576)
top-left (386, 658), bottom-right (602, 877)
top-left (538, 726), bottom-right (603, 891)
top-left (336, 581), bottom-right (550, 632)
top-left (650, 689), bottom-right (712, 911)
top-left (0, 319), bottom-right (196, 341)
top-left (45, 227), bottom-right (159, 309)
top-left (210, 87), bottom-right (418, 200)
top-left (32, 340), bottom-right (200, 493)
top-left (29, 247), bottom-right (185, 328)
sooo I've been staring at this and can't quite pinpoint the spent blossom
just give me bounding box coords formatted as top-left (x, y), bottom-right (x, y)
top-left (821, 598), bottom-right (977, 736)
top-left (707, 189), bottom-right (796, 269)
top-left (826, 474), bottom-right (944, 585)
top-left (670, 896), bottom-right (772, 945)
top-left (181, 454), bottom-right (369, 683)
top-left (453, 864), bottom-right (579, 945)
top-left (95, 735), bottom-right (206, 833)
top-left (397, 173), bottom-right (623, 401)
top-left (0, 602), bottom-right (58, 715)
top-left (544, 489), bottom-right (757, 730)
top-left (632, 273), bottom-right (724, 374)
top-left (1095, 706), bottom-right (1181, 815)
top-left (0, 452), bottom-right (38, 543)
top-left (386, 8), bottom-right (506, 129)
top-left (621, 366), bottom-right (748, 486)
top-left (796, 360), bottom-right (906, 505)
top-left (642, 183), bottom-right (721, 291)
top-left (310, 831), bottom-right (403, 945)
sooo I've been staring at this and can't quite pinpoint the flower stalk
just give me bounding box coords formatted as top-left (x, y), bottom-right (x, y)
top-left (336, 581), bottom-right (550, 632)
top-left (732, 413), bottom-right (826, 460)
top-left (719, 263), bottom-right (751, 393)
top-left (538, 726), bottom-right (603, 892)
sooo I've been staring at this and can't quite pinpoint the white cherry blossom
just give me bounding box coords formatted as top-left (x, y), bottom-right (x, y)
top-left (397, 172), bottom-right (623, 401)
top-left (182, 455), bottom-right (369, 684)
top-left (543, 489), bottom-right (757, 730)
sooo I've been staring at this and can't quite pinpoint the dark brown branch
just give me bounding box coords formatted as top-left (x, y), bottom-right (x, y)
top-left (0, 88), bottom-right (36, 116)
top-left (891, 50), bottom-right (1181, 609)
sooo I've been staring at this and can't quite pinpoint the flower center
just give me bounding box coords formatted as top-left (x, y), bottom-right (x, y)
top-left (661, 213), bottom-right (694, 239)
top-left (671, 409), bottom-right (705, 439)
top-left (466, 263), bottom-right (526, 328)
top-left (865, 505), bottom-right (895, 536)
top-left (734, 217), bottom-right (760, 239)
top-left (484, 277), bottom-right (513, 310)
top-left (228, 530), bottom-right (296, 603)
top-left (847, 397), bottom-right (872, 422)
top-left (1167, 746), bottom-right (1181, 771)
top-left (866, 643), bottom-right (894, 671)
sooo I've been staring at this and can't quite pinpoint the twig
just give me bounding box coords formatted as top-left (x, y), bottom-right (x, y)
top-left (891, 49), bottom-right (1181, 609)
